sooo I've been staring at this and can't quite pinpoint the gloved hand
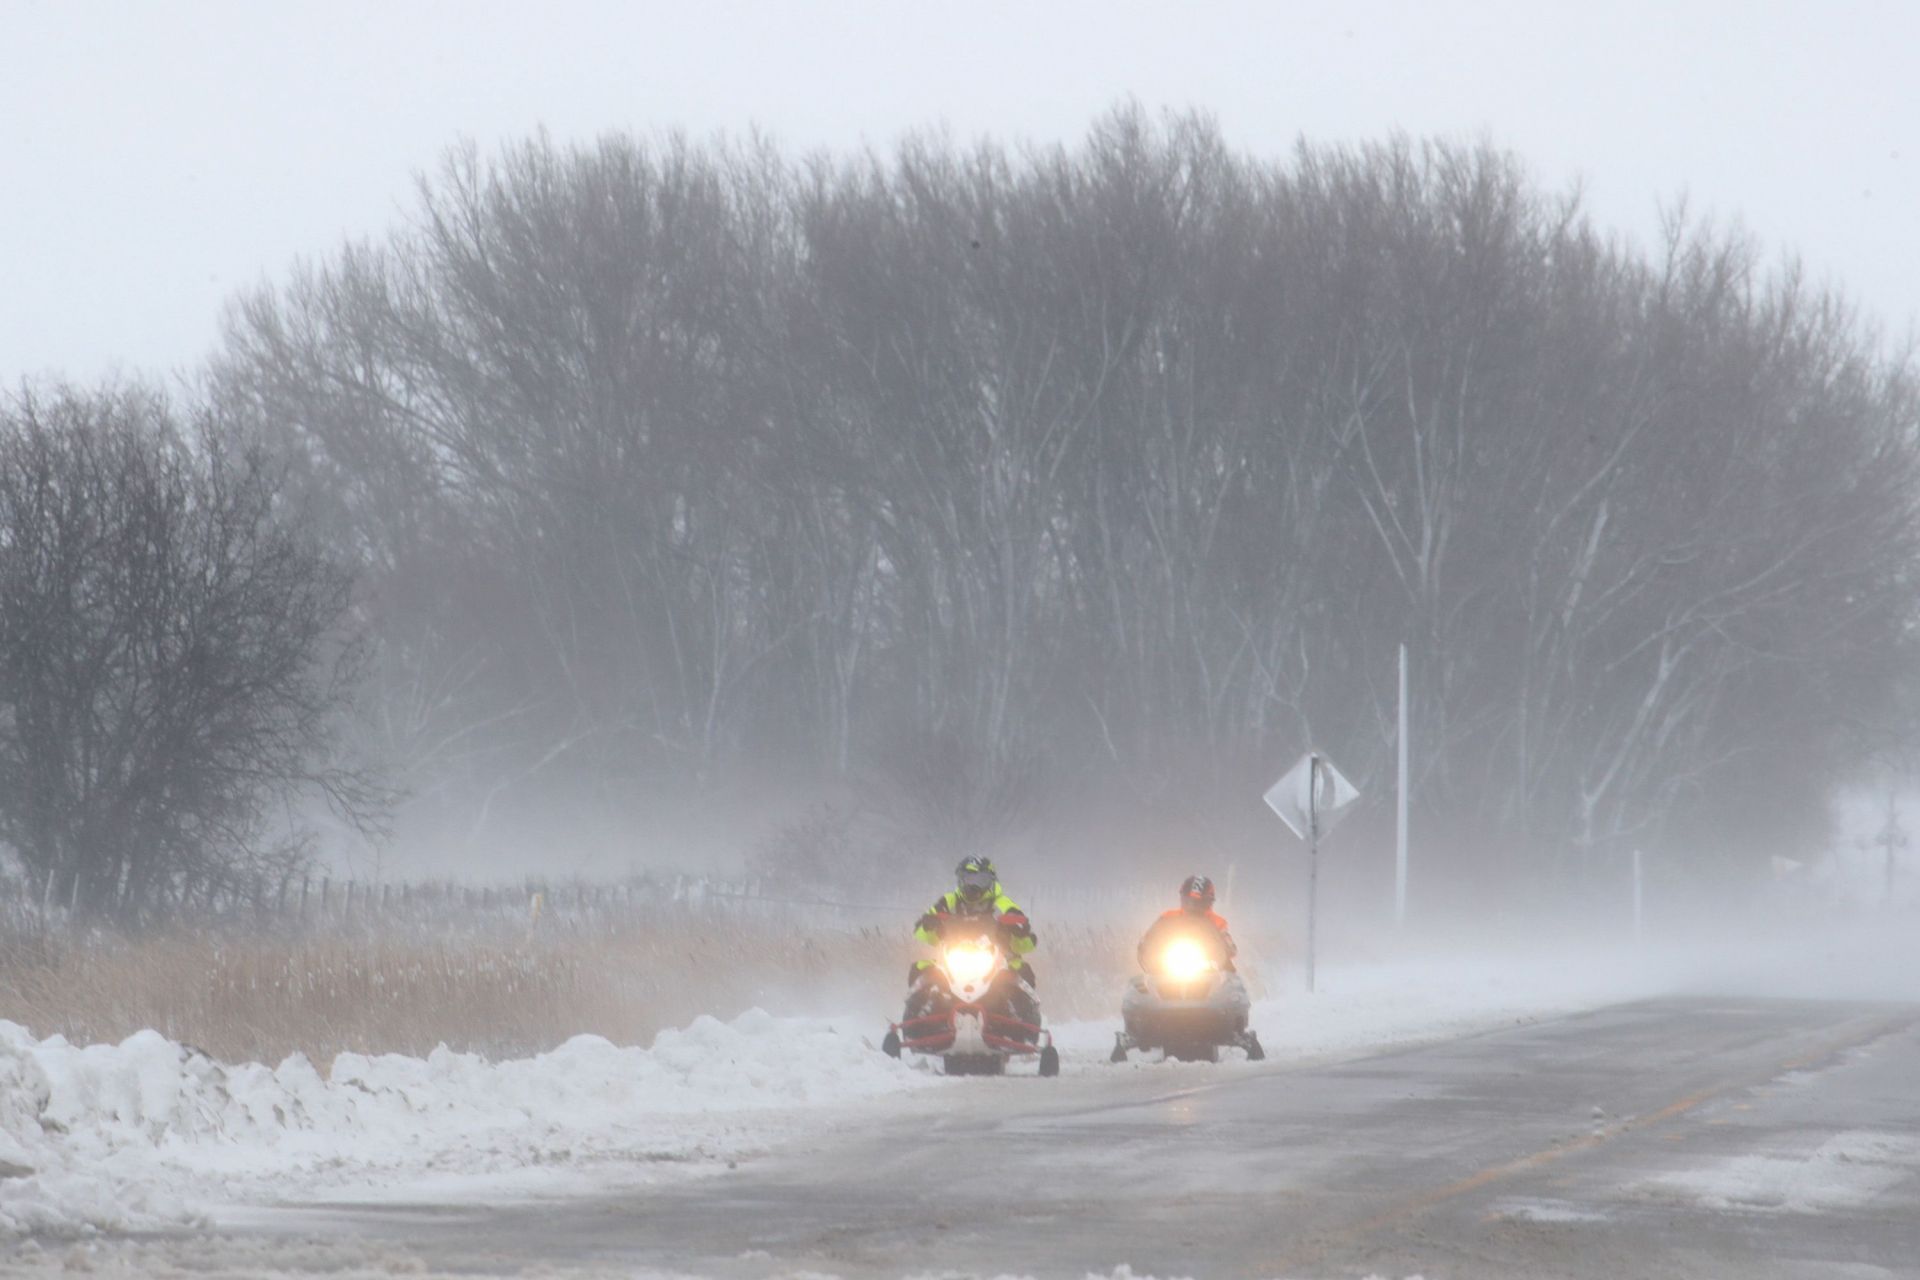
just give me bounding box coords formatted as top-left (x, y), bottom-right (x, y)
top-left (998, 910), bottom-right (1034, 946)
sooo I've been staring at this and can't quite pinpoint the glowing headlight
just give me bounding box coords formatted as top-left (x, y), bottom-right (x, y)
top-left (944, 943), bottom-right (997, 986)
top-left (1161, 938), bottom-right (1212, 981)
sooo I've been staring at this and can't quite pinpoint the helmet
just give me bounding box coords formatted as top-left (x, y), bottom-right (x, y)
top-left (956, 857), bottom-right (998, 905)
top-left (1180, 875), bottom-right (1216, 912)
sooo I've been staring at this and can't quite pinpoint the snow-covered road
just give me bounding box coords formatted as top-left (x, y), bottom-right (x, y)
top-left (233, 997), bottom-right (1920, 1280)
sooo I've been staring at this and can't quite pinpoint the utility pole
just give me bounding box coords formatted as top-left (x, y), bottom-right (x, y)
top-left (1880, 790), bottom-right (1907, 907)
top-left (1396, 643), bottom-right (1409, 927)
top-left (1632, 849), bottom-right (1644, 941)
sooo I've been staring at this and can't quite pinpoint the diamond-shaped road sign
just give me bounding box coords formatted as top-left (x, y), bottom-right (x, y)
top-left (1264, 752), bottom-right (1361, 841)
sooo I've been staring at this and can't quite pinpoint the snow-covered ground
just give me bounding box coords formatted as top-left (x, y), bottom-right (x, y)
top-left (0, 1241), bottom-right (1420, 1280)
top-left (0, 1009), bottom-right (936, 1237)
top-left (0, 951), bottom-right (1679, 1241)
top-left (4, 919), bottom-right (1915, 1244)
top-left (1644, 1127), bottom-right (1920, 1214)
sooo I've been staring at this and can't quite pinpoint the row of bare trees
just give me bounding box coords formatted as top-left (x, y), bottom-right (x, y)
top-left (197, 108), bottom-right (1918, 893)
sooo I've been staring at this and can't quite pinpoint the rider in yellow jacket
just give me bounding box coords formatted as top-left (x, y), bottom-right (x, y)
top-left (909, 857), bottom-right (1039, 1029)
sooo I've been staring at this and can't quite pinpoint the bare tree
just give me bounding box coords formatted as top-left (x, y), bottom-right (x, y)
top-left (0, 384), bottom-right (382, 918)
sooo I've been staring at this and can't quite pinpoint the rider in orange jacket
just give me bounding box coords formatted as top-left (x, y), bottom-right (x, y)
top-left (1137, 875), bottom-right (1237, 972)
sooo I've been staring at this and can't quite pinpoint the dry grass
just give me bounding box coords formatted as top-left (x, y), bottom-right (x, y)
top-left (0, 918), bottom-right (1142, 1065)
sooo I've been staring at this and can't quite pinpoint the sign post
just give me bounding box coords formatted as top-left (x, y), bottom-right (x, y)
top-left (1305, 759), bottom-right (1320, 997)
top-left (1264, 751), bottom-right (1360, 995)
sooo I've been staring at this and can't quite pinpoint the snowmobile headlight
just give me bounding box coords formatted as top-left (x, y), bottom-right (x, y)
top-left (944, 942), bottom-right (997, 986)
top-left (1160, 937), bottom-right (1213, 981)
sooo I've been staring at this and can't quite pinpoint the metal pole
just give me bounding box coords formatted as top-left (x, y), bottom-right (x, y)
top-left (1307, 754), bottom-right (1320, 995)
top-left (1886, 790), bottom-right (1899, 908)
top-left (1632, 848), bottom-right (1644, 941)
top-left (1396, 643), bottom-right (1409, 926)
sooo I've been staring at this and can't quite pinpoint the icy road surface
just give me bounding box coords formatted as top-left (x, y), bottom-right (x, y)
top-left (210, 997), bottom-right (1920, 1279)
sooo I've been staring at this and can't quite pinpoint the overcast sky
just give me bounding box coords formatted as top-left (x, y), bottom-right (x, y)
top-left (4, 0), bottom-right (1916, 385)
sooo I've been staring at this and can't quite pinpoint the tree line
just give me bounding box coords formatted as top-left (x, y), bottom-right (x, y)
top-left (6, 108), bottom-right (1916, 915)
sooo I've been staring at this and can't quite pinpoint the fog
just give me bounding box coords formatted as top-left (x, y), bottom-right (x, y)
top-left (5, 6), bottom-right (1920, 943)
top-left (7, 16), bottom-right (1920, 1271)
top-left (8, 3), bottom-right (1920, 383)
top-left (4, 106), bottom-right (1918, 943)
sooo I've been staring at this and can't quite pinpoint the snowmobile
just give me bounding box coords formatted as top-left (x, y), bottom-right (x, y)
top-left (882, 931), bottom-right (1060, 1077)
top-left (1111, 930), bottom-right (1264, 1063)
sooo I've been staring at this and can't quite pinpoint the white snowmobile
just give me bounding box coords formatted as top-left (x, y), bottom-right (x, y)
top-left (1112, 929), bottom-right (1264, 1063)
top-left (883, 930), bottom-right (1060, 1077)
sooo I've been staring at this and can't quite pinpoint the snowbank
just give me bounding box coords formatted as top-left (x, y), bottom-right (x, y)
top-left (0, 1010), bottom-right (933, 1237)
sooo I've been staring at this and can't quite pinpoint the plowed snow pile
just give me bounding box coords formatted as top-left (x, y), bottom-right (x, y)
top-left (0, 1010), bottom-right (931, 1236)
